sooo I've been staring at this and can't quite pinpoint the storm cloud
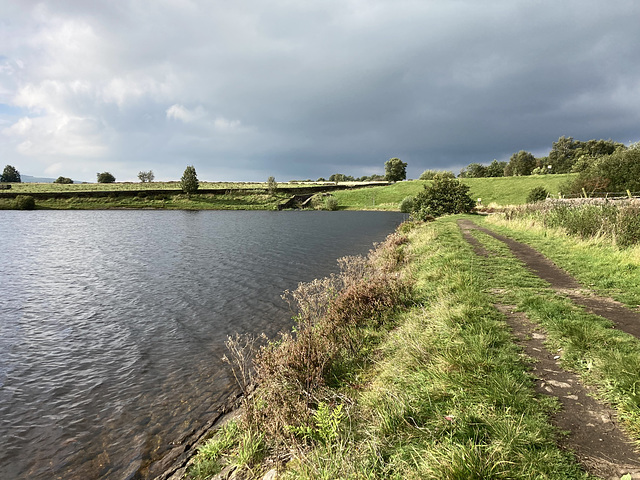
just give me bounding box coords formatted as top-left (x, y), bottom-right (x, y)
top-left (1, 0), bottom-right (639, 181)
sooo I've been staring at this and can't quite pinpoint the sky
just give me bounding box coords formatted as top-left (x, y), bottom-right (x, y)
top-left (1, 0), bottom-right (639, 182)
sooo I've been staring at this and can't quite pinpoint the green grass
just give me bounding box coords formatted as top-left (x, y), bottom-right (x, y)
top-left (188, 217), bottom-right (599, 479)
top-left (482, 214), bottom-right (640, 307)
top-left (463, 215), bottom-right (640, 443)
top-left (1, 181), bottom-right (324, 194)
top-left (0, 192), bottom-right (290, 210)
top-left (332, 174), bottom-right (576, 211)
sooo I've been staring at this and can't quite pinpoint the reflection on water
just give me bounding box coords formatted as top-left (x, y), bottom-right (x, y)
top-left (0, 210), bottom-right (403, 479)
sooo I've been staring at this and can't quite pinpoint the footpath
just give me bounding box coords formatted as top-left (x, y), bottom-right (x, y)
top-left (458, 218), bottom-right (640, 479)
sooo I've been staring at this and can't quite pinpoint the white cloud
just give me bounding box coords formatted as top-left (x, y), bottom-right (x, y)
top-left (166, 104), bottom-right (206, 123)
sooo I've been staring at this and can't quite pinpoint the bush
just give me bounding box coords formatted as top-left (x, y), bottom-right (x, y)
top-left (526, 186), bottom-right (549, 203)
top-left (324, 197), bottom-right (339, 211)
top-left (54, 176), bottom-right (73, 184)
top-left (97, 172), bottom-right (115, 183)
top-left (14, 195), bottom-right (35, 210)
top-left (399, 196), bottom-right (414, 213)
top-left (412, 176), bottom-right (475, 220)
top-left (564, 148), bottom-right (640, 195)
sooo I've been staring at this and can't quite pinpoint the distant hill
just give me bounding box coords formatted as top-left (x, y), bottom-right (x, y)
top-left (20, 175), bottom-right (85, 184)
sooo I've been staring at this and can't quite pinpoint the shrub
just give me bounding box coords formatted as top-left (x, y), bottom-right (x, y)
top-left (526, 186), bottom-right (549, 203)
top-left (399, 196), bottom-right (414, 213)
top-left (97, 172), bottom-right (116, 183)
top-left (564, 148), bottom-right (640, 195)
top-left (412, 176), bottom-right (475, 220)
top-left (14, 195), bottom-right (36, 210)
top-left (54, 176), bottom-right (73, 184)
top-left (324, 196), bottom-right (339, 211)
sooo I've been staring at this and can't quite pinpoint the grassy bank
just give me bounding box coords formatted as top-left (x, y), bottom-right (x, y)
top-left (332, 174), bottom-right (576, 210)
top-left (0, 192), bottom-right (291, 210)
top-left (184, 214), bottom-right (640, 479)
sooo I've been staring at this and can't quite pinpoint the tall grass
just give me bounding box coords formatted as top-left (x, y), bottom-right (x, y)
top-left (503, 200), bottom-right (640, 247)
top-left (189, 219), bottom-right (591, 479)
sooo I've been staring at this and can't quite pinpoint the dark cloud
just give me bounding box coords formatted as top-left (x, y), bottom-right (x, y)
top-left (1, 0), bottom-right (639, 181)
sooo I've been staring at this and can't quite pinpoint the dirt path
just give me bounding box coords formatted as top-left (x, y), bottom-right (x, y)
top-left (458, 219), bottom-right (640, 338)
top-left (457, 218), bottom-right (640, 479)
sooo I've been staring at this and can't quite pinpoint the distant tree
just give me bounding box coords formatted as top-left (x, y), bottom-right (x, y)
top-left (564, 148), bottom-right (640, 195)
top-left (411, 176), bottom-right (475, 220)
top-left (181, 165), bottom-right (199, 194)
top-left (486, 159), bottom-right (507, 177)
top-left (1, 165), bottom-right (21, 183)
top-left (317, 177), bottom-right (326, 182)
top-left (385, 158), bottom-right (407, 182)
top-left (504, 151), bottom-right (536, 176)
top-left (97, 172), bottom-right (116, 183)
top-left (420, 170), bottom-right (456, 180)
top-left (329, 173), bottom-right (347, 183)
top-left (267, 176), bottom-right (278, 195)
top-left (138, 170), bottom-right (155, 183)
top-left (54, 176), bottom-right (73, 184)
top-left (459, 163), bottom-right (487, 178)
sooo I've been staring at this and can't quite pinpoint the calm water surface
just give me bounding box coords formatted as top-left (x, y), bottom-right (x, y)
top-left (0, 210), bottom-right (404, 480)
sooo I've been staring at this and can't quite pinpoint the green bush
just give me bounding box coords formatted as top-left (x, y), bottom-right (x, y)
top-left (526, 186), bottom-right (549, 203)
top-left (324, 196), bottom-right (339, 211)
top-left (14, 195), bottom-right (36, 210)
top-left (399, 196), bottom-right (414, 213)
top-left (564, 148), bottom-right (640, 195)
top-left (412, 177), bottom-right (475, 220)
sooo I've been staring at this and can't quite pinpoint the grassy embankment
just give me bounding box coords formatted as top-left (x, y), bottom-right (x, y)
top-left (0, 175), bottom-right (574, 210)
top-left (331, 174), bottom-right (576, 210)
top-left (0, 181), bottom-right (320, 210)
top-left (185, 211), bottom-right (640, 479)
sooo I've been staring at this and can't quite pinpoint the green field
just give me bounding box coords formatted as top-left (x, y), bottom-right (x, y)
top-left (2, 180), bottom-right (327, 194)
top-left (332, 174), bottom-right (576, 210)
top-left (0, 175), bottom-right (576, 210)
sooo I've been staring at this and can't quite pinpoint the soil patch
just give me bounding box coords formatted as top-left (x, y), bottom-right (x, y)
top-left (497, 304), bottom-right (640, 479)
top-left (457, 219), bottom-right (640, 339)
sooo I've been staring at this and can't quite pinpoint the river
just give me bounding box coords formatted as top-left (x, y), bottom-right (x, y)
top-left (0, 210), bottom-right (404, 479)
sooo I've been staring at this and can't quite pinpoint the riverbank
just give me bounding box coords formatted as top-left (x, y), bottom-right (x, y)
top-left (173, 213), bottom-right (640, 479)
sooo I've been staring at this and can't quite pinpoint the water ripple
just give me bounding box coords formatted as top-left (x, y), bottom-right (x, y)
top-left (0, 210), bottom-right (403, 479)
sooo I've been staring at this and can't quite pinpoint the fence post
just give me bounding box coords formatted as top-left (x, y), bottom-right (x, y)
top-left (628, 189), bottom-right (632, 199)
top-left (581, 188), bottom-right (587, 198)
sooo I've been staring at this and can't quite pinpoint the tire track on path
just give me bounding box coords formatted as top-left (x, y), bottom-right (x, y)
top-left (457, 218), bottom-right (640, 479)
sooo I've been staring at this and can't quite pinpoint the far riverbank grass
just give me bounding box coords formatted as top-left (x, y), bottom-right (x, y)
top-left (0, 192), bottom-right (290, 210)
top-left (332, 174), bottom-right (575, 210)
top-left (187, 217), bottom-right (592, 479)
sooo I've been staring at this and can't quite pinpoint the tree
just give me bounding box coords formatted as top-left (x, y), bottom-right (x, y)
top-left (54, 176), bottom-right (73, 184)
top-left (181, 165), bottom-right (199, 194)
top-left (411, 176), bottom-right (475, 220)
top-left (486, 160), bottom-right (507, 177)
top-left (504, 151), bottom-right (536, 176)
top-left (548, 136), bottom-right (581, 173)
top-left (97, 172), bottom-right (116, 183)
top-left (384, 158), bottom-right (407, 182)
top-left (564, 148), bottom-right (640, 195)
top-left (459, 163), bottom-right (487, 178)
top-left (267, 176), bottom-right (278, 195)
top-left (138, 170), bottom-right (155, 182)
top-left (1, 165), bottom-right (21, 183)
